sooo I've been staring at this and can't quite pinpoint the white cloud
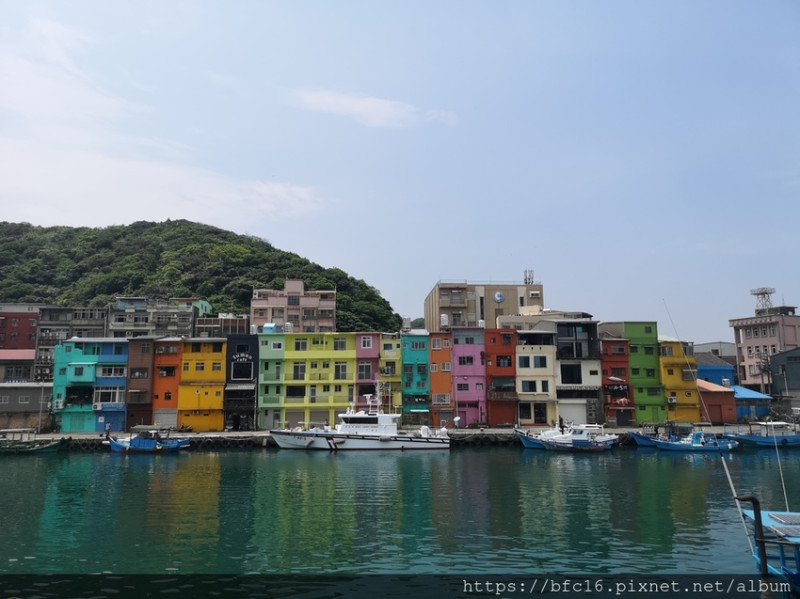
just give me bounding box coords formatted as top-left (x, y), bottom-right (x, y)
top-left (0, 17), bottom-right (321, 231)
top-left (295, 89), bottom-right (458, 129)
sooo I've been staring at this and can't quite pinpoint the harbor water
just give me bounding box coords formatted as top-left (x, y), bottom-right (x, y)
top-left (1, 446), bottom-right (799, 597)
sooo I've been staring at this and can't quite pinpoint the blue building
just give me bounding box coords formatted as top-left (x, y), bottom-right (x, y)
top-left (53, 338), bottom-right (128, 433)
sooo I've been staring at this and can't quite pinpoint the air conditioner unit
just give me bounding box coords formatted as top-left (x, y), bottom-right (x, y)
top-left (667, 397), bottom-right (677, 404)
top-left (92, 403), bottom-right (102, 411)
top-left (54, 400), bottom-right (65, 410)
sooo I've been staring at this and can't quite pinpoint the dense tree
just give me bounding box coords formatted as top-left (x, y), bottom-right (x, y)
top-left (0, 220), bottom-right (403, 333)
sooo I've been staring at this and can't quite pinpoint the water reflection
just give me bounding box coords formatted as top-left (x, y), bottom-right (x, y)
top-left (0, 447), bottom-right (797, 576)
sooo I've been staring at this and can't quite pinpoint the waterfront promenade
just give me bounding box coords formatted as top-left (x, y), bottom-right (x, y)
top-left (29, 424), bottom-right (735, 451)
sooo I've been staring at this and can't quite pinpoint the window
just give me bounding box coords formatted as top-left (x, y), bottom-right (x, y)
top-left (644, 346), bottom-right (655, 355)
top-left (212, 362), bottom-right (222, 371)
top-left (232, 362), bottom-right (253, 379)
top-left (141, 343), bottom-right (151, 354)
top-left (442, 362), bottom-right (451, 372)
top-left (497, 355), bottom-right (512, 368)
top-left (295, 338), bottom-right (308, 351)
top-left (522, 380), bottom-right (537, 392)
top-left (431, 338), bottom-right (442, 350)
top-left (272, 342), bottom-right (283, 350)
top-left (458, 356), bottom-right (474, 366)
top-left (533, 356), bottom-right (547, 368)
top-left (100, 366), bottom-right (126, 377)
top-left (334, 362), bottom-right (347, 380)
top-left (518, 356), bottom-right (530, 368)
top-left (411, 341), bottom-right (425, 350)
top-left (292, 363), bottom-right (305, 380)
top-left (456, 383), bottom-right (469, 391)
top-left (644, 326), bottom-right (653, 334)
top-left (74, 367), bottom-right (84, 376)
top-left (361, 336), bottom-right (372, 349)
top-left (358, 361), bottom-right (372, 380)
top-left (430, 363), bottom-right (438, 372)
top-left (131, 368), bottom-right (149, 379)
top-left (334, 338), bottom-right (346, 350)
top-left (646, 369), bottom-right (655, 377)
top-left (288, 295), bottom-right (300, 305)
top-left (183, 362), bottom-right (189, 371)
top-left (191, 343), bottom-right (202, 352)
top-left (195, 362), bottom-right (205, 371)
top-left (212, 342), bottom-right (223, 352)
top-left (541, 381), bottom-right (549, 393)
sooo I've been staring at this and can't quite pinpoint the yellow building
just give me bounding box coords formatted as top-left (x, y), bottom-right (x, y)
top-left (658, 337), bottom-right (701, 423)
top-left (177, 337), bottom-right (227, 431)
top-left (280, 332), bottom-right (357, 427)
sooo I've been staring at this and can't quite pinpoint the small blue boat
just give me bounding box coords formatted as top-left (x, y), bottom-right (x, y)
top-left (629, 421), bottom-right (695, 447)
top-left (652, 430), bottom-right (738, 452)
top-left (722, 421), bottom-right (800, 449)
top-left (107, 426), bottom-right (191, 454)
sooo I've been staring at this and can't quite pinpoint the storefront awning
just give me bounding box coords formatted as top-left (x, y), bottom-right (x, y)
top-left (225, 383), bottom-right (256, 391)
top-left (409, 409), bottom-right (430, 413)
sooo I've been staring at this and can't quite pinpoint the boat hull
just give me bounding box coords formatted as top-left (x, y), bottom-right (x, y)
top-left (108, 437), bottom-right (189, 453)
top-left (723, 434), bottom-right (800, 448)
top-left (270, 430), bottom-right (449, 450)
top-left (652, 439), bottom-right (738, 452)
top-left (0, 439), bottom-right (64, 454)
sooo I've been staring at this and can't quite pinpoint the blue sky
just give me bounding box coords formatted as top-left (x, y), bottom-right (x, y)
top-left (1, 1), bottom-right (798, 343)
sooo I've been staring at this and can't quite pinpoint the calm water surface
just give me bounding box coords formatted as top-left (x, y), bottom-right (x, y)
top-left (1, 446), bottom-right (798, 577)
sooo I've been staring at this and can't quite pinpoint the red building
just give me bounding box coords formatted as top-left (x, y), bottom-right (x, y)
top-left (0, 306), bottom-right (40, 350)
top-left (600, 334), bottom-right (635, 426)
top-left (484, 328), bottom-right (518, 426)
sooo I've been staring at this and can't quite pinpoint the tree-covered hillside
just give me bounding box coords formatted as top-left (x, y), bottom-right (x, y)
top-left (0, 220), bottom-right (402, 332)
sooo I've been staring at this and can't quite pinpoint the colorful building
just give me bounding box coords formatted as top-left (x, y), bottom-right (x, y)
top-left (177, 337), bottom-right (227, 431)
top-left (224, 334), bottom-right (258, 431)
top-left (515, 329), bottom-right (558, 426)
top-left (152, 337), bottom-right (182, 429)
top-left (428, 331), bottom-right (453, 427)
top-left (601, 322), bottom-right (664, 424)
top-left (484, 328), bottom-right (518, 426)
top-left (401, 330), bottom-right (431, 426)
top-left (600, 332), bottom-right (634, 426)
top-left (53, 338), bottom-right (128, 433)
top-left (126, 336), bottom-right (157, 429)
top-left (257, 325), bottom-right (285, 430)
top-left (450, 327), bottom-right (486, 426)
top-left (658, 336), bottom-right (700, 423)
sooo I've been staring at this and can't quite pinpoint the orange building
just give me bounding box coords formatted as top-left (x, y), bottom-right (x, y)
top-left (152, 337), bottom-right (183, 429)
top-left (428, 331), bottom-right (453, 427)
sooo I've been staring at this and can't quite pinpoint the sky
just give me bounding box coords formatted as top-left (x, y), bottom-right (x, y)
top-left (1, 1), bottom-right (799, 344)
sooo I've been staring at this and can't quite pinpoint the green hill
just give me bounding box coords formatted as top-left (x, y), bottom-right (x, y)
top-left (0, 220), bottom-right (402, 332)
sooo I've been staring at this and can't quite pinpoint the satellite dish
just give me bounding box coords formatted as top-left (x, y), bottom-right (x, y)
top-left (494, 291), bottom-right (505, 303)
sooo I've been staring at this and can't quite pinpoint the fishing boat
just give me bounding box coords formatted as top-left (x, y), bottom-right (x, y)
top-left (539, 424), bottom-right (618, 452)
top-left (652, 430), bottom-right (738, 452)
top-left (269, 397), bottom-right (450, 451)
top-left (515, 425), bottom-right (567, 449)
top-left (0, 428), bottom-right (64, 454)
top-left (628, 421), bottom-right (694, 447)
top-left (735, 495), bottom-right (800, 597)
top-left (107, 425), bottom-right (191, 454)
top-left (540, 437), bottom-right (615, 452)
top-left (722, 421), bottom-right (800, 449)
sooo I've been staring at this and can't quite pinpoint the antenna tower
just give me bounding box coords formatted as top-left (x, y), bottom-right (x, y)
top-left (750, 287), bottom-right (775, 311)
top-left (523, 269), bottom-right (535, 284)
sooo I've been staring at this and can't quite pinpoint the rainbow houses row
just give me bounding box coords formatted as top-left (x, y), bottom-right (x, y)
top-left (47, 313), bottom-right (744, 435)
